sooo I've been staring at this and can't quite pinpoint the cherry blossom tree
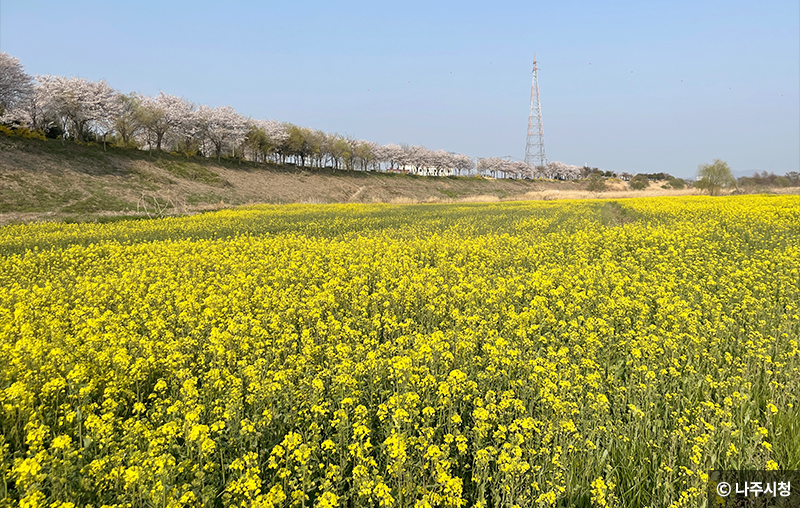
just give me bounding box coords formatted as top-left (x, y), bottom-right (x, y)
top-left (92, 89), bottom-right (123, 150)
top-left (263, 119), bottom-right (289, 163)
top-left (378, 143), bottom-right (403, 171)
top-left (0, 79), bottom-right (43, 130)
top-left (509, 161), bottom-right (532, 179)
top-left (263, 120), bottom-right (289, 155)
top-left (428, 149), bottom-right (449, 176)
top-left (172, 107), bottom-right (203, 157)
top-left (30, 75), bottom-right (120, 143)
top-left (0, 52), bottom-right (33, 114)
top-left (244, 118), bottom-right (289, 163)
top-left (478, 157), bottom-right (506, 178)
top-left (545, 161), bottom-right (582, 180)
top-left (453, 154), bottom-right (474, 176)
top-left (196, 105), bottom-right (246, 160)
top-left (404, 145), bottom-right (433, 174)
top-left (138, 92), bottom-right (194, 152)
top-left (34, 75), bottom-right (71, 138)
top-left (395, 143), bottom-right (413, 172)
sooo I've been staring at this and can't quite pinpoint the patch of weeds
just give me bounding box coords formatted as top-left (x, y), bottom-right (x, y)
top-left (598, 201), bottom-right (640, 227)
top-left (153, 159), bottom-right (225, 185)
top-left (61, 191), bottom-right (131, 213)
top-left (336, 170), bottom-right (370, 179)
top-left (0, 182), bottom-right (85, 212)
top-left (186, 192), bottom-right (225, 206)
top-left (438, 188), bottom-right (461, 199)
top-left (76, 148), bottom-right (112, 163)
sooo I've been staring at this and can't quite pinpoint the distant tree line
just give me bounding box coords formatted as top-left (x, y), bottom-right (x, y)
top-left (738, 171), bottom-right (799, 188)
top-left (0, 52), bottom-right (594, 180)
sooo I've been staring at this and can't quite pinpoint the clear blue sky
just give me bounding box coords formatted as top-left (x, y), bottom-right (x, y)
top-left (2, 0), bottom-right (798, 177)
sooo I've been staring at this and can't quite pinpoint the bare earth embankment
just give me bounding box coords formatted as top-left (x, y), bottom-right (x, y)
top-left (1, 133), bottom-right (797, 225)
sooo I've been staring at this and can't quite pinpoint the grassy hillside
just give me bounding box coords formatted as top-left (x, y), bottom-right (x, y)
top-left (2, 132), bottom-right (794, 225)
top-left (0, 133), bottom-right (581, 224)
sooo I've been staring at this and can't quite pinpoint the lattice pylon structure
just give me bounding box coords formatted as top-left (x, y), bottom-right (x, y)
top-left (524, 53), bottom-right (547, 171)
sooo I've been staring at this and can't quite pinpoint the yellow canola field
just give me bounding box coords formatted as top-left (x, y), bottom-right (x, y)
top-left (0, 195), bottom-right (798, 508)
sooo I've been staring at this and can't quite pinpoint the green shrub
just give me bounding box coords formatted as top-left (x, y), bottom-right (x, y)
top-left (629, 174), bottom-right (650, 190)
top-left (586, 174), bottom-right (607, 192)
top-left (666, 178), bottom-right (685, 189)
top-left (774, 176), bottom-right (791, 188)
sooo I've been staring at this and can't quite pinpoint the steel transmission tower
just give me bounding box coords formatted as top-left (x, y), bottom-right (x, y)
top-left (524, 53), bottom-right (547, 170)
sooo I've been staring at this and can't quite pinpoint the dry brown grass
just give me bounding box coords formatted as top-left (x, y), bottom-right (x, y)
top-left (457, 194), bottom-right (501, 203)
top-left (518, 186), bottom-right (702, 202)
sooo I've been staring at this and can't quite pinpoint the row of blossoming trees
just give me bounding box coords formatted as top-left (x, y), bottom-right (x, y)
top-left (0, 52), bottom-right (584, 179)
